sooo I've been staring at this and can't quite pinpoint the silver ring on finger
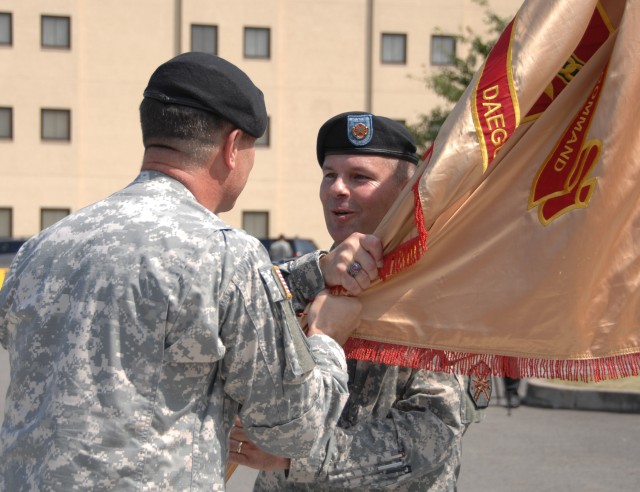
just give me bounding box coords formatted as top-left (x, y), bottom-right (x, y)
top-left (236, 441), bottom-right (243, 454)
top-left (348, 261), bottom-right (362, 278)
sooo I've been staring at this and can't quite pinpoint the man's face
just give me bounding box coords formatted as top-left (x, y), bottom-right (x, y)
top-left (320, 154), bottom-right (408, 244)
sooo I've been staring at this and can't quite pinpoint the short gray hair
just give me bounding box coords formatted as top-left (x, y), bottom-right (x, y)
top-left (139, 98), bottom-right (233, 163)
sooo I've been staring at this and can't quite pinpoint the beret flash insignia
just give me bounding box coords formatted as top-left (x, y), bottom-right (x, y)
top-left (347, 114), bottom-right (373, 146)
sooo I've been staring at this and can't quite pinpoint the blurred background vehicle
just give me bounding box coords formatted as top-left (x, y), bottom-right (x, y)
top-left (258, 237), bottom-right (318, 263)
top-left (0, 238), bottom-right (28, 286)
top-left (0, 238), bottom-right (27, 268)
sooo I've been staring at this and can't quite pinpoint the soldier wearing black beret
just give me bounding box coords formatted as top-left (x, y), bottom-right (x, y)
top-left (143, 52), bottom-right (268, 139)
top-left (0, 53), bottom-right (363, 491)
top-left (239, 112), bottom-right (476, 491)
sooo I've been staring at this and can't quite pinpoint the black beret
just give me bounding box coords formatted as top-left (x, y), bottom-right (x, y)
top-left (316, 111), bottom-right (419, 166)
top-left (143, 52), bottom-right (267, 138)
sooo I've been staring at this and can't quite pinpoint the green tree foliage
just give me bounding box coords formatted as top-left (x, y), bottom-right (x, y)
top-left (408, 1), bottom-right (510, 153)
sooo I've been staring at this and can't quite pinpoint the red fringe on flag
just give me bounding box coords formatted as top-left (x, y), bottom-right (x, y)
top-left (343, 337), bottom-right (640, 383)
top-left (379, 181), bottom-right (428, 281)
top-left (378, 145), bottom-right (433, 281)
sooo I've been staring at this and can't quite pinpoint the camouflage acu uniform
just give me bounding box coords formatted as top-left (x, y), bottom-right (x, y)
top-left (255, 255), bottom-right (483, 491)
top-left (0, 171), bottom-right (349, 491)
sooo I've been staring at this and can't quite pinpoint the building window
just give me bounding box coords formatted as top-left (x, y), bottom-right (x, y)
top-left (41, 208), bottom-right (69, 230)
top-left (42, 15), bottom-right (70, 49)
top-left (0, 107), bottom-right (12, 139)
top-left (381, 33), bottom-right (407, 64)
top-left (41, 109), bottom-right (71, 141)
top-left (0, 12), bottom-right (12, 46)
top-left (244, 27), bottom-right (270, 59)
top-left (0, 208), bottom-right (12, 237)
top-left (243, 211), bottom-right (269, 238)
top-left (256, 117), bottom-right (270, 147)
top-left (431, 35), bottom-right (456, 66)
top-left (191, 24), bottom-right (218, 54)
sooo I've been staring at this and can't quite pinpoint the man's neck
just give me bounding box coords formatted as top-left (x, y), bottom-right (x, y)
top-left (141, 147), bottom-right (222, 213)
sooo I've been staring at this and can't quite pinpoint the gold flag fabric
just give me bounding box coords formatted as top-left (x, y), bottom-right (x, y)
top-left (344, 0), bottom-right (640, 381)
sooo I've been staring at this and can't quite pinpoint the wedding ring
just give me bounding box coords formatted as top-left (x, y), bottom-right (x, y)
top-left (236, 441), bottom-right (243, 454)
top-left (348, 261), bottom-right (362, 278)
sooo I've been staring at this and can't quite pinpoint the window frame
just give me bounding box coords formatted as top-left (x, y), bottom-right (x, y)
top-left (191, 23), bottom-right (218, 55)
top-left (242, 211), bottom-right (269, 238)
top-left (0, 208), bottom-right (12, 237)
top-left (41, 15), bottom-right (71, 49)
top-left (430, 34), bottom-right (456, 66)
top-left (381, 33), bottom-right (407, 65)
top-left (0, 12), bottom-right (12, 46)
top-left (0, 107), bottom-right (13, 139)
top-left (41, 108), bottom-right (71, 141)
top-left (244, 27), bottom-right (271, 59)
top-left (40, 208), bottom-right (70, 231)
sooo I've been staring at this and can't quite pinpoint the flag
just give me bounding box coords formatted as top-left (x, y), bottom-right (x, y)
top-left (345, 0), bottom-right (640, 382)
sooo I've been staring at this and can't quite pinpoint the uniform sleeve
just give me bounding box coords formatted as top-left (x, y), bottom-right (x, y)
top-left (220, 246), bottom-right (349, 459)
top-left (0, 244), bottom-right (27, 350)
top-left (0, 272), bottom-right (14, 349)
top-left (285, 371), bottom-right (467, 489)
top-left (277, 250), bottom-right (326, 313)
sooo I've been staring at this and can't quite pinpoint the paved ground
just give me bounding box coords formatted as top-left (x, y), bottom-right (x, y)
top-left (456, 402), bottom-right (640, 491)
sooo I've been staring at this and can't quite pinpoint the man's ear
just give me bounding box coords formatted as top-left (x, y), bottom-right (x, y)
top-left (222, 129), bottom-right (243, 171)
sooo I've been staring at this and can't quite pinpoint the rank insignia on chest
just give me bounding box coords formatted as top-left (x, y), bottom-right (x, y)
top-left (347, 114), bottom-right (373, 146)
top-left (468, 361), bottom-right (492, 409)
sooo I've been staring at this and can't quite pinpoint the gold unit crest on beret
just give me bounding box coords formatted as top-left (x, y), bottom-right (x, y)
top-left (347, 114), bottom-right (373, 146)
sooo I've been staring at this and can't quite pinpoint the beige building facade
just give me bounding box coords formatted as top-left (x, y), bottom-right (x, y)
top-left (0, 0), bottom-right (521, 249)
